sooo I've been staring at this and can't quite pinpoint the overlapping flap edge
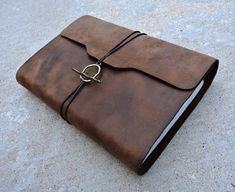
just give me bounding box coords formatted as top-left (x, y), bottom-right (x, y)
top-left (61, 15), bottom-right (218, 90)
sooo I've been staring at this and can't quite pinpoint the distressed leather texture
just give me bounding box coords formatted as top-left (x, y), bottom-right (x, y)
top-left (16, 15), bottom-right (218, 174)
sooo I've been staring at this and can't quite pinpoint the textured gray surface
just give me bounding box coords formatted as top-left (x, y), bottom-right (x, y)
top-left (1, 0), bottom-right (235, 191)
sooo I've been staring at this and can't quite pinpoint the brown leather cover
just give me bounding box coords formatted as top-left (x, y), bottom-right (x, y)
top-left (16, 15), bottom-right (218, 174)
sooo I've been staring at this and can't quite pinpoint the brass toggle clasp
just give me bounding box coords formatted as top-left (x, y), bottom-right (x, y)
top-left (72, 63), bottom-right (101, 83)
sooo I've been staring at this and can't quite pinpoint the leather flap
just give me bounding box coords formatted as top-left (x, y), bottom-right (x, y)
top-left (61, 15), bottom-right (217, 90)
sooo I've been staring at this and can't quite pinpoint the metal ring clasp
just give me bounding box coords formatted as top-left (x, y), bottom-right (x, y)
top-left (72, 63), bottom-right (101, 83)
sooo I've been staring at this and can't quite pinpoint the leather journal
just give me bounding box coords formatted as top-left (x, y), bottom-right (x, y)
top-left (16, 15), bottom-right (219, 174)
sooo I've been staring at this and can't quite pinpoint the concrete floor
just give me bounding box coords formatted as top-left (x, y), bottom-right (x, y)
top-left (1, 0), bottom-right (235, 191)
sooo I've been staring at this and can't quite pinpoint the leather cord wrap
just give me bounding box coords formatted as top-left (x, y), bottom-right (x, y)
top-left (60, 31), bottom-right (147, 124)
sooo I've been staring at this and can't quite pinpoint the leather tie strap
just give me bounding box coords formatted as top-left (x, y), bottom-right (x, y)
top-left (60, 31), bottom-right (146, 124)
